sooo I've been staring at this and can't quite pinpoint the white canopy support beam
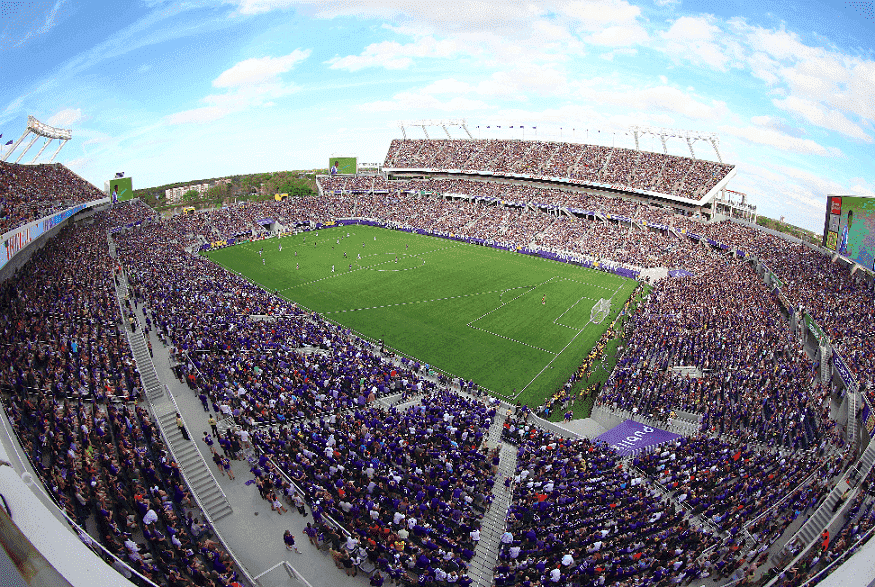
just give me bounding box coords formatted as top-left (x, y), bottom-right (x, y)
top-left (460, 121), bottom-right (473, 139)
top-left (49, 139), bottom-right (69, 163)
top-left (1, 128), bottom-right (30, 162)
top-left (708, 135), bottom-right (723, 163)
top-left (2, 115), bottom-right (73, 164)
top-left (685, 137), bottom-right (697, 159)
top-left (399, 119), bottom-right (472, 140)
top-left (15, 134), bottom-right (40, 163)
top-left (31, 138), bottom-right (53, 163)
top-left (627, 125), bottom-right (722, 161)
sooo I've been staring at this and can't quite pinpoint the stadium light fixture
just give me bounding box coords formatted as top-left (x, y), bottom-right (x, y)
top-left (2, 115), bottom-right (73, 164)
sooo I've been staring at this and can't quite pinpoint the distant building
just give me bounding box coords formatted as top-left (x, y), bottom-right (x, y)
top-left (165, 178), bottom-right (230, 203)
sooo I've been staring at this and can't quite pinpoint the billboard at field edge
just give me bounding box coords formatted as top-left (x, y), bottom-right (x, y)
top-left (328, 157), bottom-right (357, 176)
top-left (823, 195), bottom-right (875, 269)
top-left (107, 177), bottom-right (134, 202)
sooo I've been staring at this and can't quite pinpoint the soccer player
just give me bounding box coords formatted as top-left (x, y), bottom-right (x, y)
top-left (279, 244), bottom-right (282, 252)
top-left (839, 210), bottom-right (853, 255)
top-left (542, 295), bottom-right (546, 305)
top-left (296, 263), bottom-right (299, 270)
top-left (332, 265), bottom-right (335, 272)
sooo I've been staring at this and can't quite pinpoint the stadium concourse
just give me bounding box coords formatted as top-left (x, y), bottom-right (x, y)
top-left (0, 144), bottom-right (874, 587)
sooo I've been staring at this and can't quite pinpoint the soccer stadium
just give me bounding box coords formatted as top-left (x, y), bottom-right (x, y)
top-left (0, 109), bottom-right (873, 587)
top-left (2, 3), bottom-right (875, 587)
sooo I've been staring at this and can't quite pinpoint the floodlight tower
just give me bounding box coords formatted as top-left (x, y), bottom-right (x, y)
top-left (2, 115), bottom-right (72, 163)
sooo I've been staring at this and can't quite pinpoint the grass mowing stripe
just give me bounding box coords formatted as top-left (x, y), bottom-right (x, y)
top-left (205, 225), bottom-right (638, 408)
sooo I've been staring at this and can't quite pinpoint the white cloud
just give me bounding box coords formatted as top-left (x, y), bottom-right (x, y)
top-left (773, 96), bottom-right (872, 142)
top-left (421, 79), bottom-right (473, 95)
top-left (47, 107), bottom-right (83, 127)
top-left (361, 89), bottom-right (489, 113)
top-left (579, 83), bottom-right (729, 121)
top-left (1, 0), bottom-right (69, 49)
top-left (659, 16), bottom-right (739, 72)
top-left (750, 115), bottom-right (806, 138)
top-left (327, 37), bottom-right (463, 71)
top-left (559, 0), bottom-right (641, 25)
top-left (721, 124), bottom-right (841, 157)
top-left (166, 52), bottom-right (308, 125)
top-left (477, 65), bottom-right (571, 99)
top-left (560, 0), bottom-right (649, 47)
top-left (214, 50), bottom-right (311, 87)
top-left (585, 24), bottom-right (648, 47)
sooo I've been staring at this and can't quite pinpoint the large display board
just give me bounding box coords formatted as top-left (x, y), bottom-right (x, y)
top-left (823, 195), bottom-right (875, 269)
top-left (328, 156), bottom-right (357, 176)
top-left (105, 177), bottom-right (134, 202)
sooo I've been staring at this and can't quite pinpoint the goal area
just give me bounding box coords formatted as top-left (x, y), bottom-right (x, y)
top-left (591, 297), bottom-right (610, 324)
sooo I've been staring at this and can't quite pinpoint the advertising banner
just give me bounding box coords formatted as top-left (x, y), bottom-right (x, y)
top-left (595, 419), bottom-right (681, 456)
top-left (0, 201), bottom-right (92, 271)
top-left (862, 398), bottom-right (875, 438)
top-left (831, 350), bottom-right (858, 392)
top-left (822, 195), bottom-right (875, 268)
top-left (804, 312), bottom-right (828, 344)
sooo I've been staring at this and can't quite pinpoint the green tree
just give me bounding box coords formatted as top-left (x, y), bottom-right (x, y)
top-left (206, 183), bottom-right (228, 204)
top-left (182, 189), bottom-right (200, 202)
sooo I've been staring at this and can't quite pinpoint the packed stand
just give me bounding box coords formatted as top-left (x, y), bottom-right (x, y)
top-left (251, 391), bottom-right (495, 584)
top-left (0, 161), bottom-right (105, 234)
top-left (497, 424), bottom-right (732, 585)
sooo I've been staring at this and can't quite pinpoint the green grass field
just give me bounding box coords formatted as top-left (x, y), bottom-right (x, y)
top-left (205, 225), bottom-right (637, 407)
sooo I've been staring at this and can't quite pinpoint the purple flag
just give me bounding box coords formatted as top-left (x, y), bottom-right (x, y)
top-left (595, 419), bottom-right (681, 456)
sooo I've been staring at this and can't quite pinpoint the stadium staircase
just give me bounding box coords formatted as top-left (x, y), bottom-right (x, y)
top-left (468, 409), bottom-right (518, 587)
top-left (774, 439), bottom-right (875, 569)
top-left (108, 237), bottom-right (234, 522)
top-left (846, 391), bottom-right (858, 444)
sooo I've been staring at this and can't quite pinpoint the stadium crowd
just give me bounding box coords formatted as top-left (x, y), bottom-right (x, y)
top-left (0, 206), bottom-right (245, 587)
top-left (0, 161), bottom-right (104, 234)
top-left (0, 148), bottom-right (873, 587)
top-left (382, 139), bottom-right (734, 199)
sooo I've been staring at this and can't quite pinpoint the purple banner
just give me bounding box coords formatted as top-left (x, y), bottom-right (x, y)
top-left (831, 350), bottom-right (857, 394)
top-left (595, 419), bottom-right (681, 456)
top-left (862, 399), bottom-right (875, 438)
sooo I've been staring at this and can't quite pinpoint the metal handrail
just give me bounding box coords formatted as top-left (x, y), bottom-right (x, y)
top-left (112, 266), bottom-right (254, 585)
top-left (0, 405), bottom-right (160, 587)
top-left (263, 454), bottom-right (352, 538)
top-left (164, 385), bottom-right (231, 507)
top-left (145, 386), bottom-right (257, 587)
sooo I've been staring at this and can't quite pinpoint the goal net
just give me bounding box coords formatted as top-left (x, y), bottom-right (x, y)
top-left (591, 298), bottom-right (610, 324)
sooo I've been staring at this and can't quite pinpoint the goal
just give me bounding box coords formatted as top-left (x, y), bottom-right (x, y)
top-left (591, 298), bottom-right (610, 324)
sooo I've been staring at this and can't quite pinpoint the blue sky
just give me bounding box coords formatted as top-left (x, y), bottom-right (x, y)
top-left (1, 0), bottom-right (873, 231)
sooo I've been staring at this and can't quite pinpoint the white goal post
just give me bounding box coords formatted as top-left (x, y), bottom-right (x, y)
top-left (591, 298), bottom-right (610, 324)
